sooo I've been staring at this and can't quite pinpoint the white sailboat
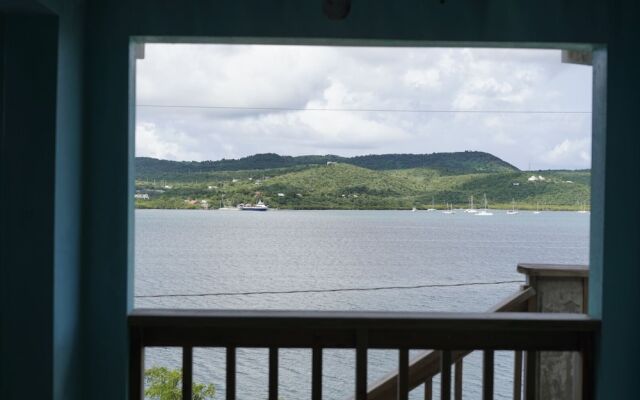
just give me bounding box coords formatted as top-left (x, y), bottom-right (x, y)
top-left (475, 194), bottom-right (493, 216)
top-left (578, 201), bottom-right (589, 213)
top-left (411, 207), bottom-right (417, 212)
top-left (443, 203), bottom-right (455, 214)
top-left (465, 195), bottom-right (478, 213)
top-left (427, 197), bottom-right (436, 212)
top-left (506, 199), bottom-right (519, 215)
top-left (533, 202), bottom-right (541, 214)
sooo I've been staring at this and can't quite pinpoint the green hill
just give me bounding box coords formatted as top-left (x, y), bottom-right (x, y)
top-left (134, 154), bottom-right (590, 211)
top-left (256, 164), bottom-right (589, 210)
top-left (135, 151), bottom-right (518, 180)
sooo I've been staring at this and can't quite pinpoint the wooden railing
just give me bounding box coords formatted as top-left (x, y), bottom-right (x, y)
top-left (129, 308), bottom-right (597, 400)
top-left (363, 286), bottom-right (535, 400)
top-left (365, 264), bottom-right (591, 400)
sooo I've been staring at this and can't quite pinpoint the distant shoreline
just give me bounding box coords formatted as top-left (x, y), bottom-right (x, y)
top-left (135, 205), bottom-right (589, 212)
top-left (135, 153), bottom-right (590, 213)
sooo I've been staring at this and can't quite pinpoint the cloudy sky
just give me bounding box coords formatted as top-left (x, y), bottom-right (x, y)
top-left (136, 44), bottom-right (592, 170)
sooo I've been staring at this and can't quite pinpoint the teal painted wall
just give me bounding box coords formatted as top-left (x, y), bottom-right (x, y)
top-left (589, 2), bottom-right (640, 398)
top-left (82, 2), bottom-right (638, 399)
top-left (83, 3), bottom-right (132, 398)
top-left (0, 1), bottom-right (85, 400)
top-left (52, 1), bottom-right (85, 399)
top-left (0, 1), bottom-right (637, 399)
top-left (0, 13), bottom-right (59, 399)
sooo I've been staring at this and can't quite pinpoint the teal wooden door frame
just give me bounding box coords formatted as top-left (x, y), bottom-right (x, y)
top-left (80, 2), bottom-right (638, 399)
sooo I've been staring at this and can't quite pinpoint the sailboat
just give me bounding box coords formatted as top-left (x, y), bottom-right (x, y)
top-left (427, 197), bottom-right (437, 212)
top-left (465, 195), bottom-right (478, 213)
top-left (578, 201), bottom-right (589, 213)
top-left (533, 202), bottom-right (541, 214)
top-left (443, 203), bottom-right (455, 214)
top-left (411, 207), bottom-right (417, 212)
top-left (475, 194), bottom-right (493, 216)
top-left (506, 199), bottom-right (519, 215)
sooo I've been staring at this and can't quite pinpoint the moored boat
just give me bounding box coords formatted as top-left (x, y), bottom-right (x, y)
top-left (465, 195), bottom-right (478, 213)
top-left (238, 200), bottom-right (269, 211)
top-left (506, 199), bottom-right (519, 215)
top-left (475, 194), bottom-right (494, 216)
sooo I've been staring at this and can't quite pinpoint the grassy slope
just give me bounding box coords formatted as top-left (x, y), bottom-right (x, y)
top-left (136, 163), bottom-right (590, 210)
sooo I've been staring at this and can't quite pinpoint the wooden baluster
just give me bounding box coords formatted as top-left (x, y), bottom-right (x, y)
top-left (483, 350), bottom-right (494, 400)
top-left (582, 335), bottom-right (594, 400)
top-left (129, 328), bottom-right (144, 400)
top-left (424, 377), bottom-right (433, 400)
top-left (454, 358), bottom-right (463, 400)
top-left (525, 351), bottom-right (537, 400)
top-left (513, 351), bottom-right (523, 400)
top-left (312, 347), bottom-right (322, 400)
top-left (226, 346), bottom-right (236, 400)
top-left (269, 347), bottom-right (278, 400)
top-left (441, 350), bottom-right (452, 400)
top-left (356, 330), bottom-right (368, 400)
top-left (398, 348), bottom-right (409, 400)
top-left (183, 346), bottom-right (193, 400)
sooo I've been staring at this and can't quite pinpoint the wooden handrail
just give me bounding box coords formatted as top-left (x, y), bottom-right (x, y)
top-left (517, 263), bottom-right (589, 278)
top-left (129, 308), bottom-right (596, 350)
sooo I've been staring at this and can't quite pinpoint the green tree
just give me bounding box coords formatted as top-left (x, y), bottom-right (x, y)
top-left (145, 367), bottom-right (216, 400)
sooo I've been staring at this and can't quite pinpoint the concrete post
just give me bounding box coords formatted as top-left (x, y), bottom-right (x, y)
top-left (518, 264), bottom-right (589, 400)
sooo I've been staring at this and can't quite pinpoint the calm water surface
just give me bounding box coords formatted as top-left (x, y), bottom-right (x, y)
top-left (135, 210), bottom-right (589, 400)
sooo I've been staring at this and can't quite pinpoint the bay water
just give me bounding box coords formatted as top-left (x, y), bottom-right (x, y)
top-left (135, 209), bottom-right (589, 399)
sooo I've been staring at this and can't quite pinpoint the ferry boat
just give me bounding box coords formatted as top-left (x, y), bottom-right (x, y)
top-left (238, 200), bottom-right (269, 211)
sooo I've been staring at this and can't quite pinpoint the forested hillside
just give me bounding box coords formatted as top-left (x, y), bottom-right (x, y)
top-left (135, 152), bottom-right (590, 211)
top-left (135, 151), bottom-right (518, 180)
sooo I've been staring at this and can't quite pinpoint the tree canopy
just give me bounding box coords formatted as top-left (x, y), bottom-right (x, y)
top-left (145, 367), bottom-right (215, 400)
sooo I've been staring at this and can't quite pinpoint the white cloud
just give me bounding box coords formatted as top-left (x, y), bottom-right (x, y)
top-left (135, 44), bottom-right (593, 169)
top-left (403, 68), bottom-right (441, 89)
top-left (136, 123), bottom-right (203, 161)
top-left (542, 138), bottom-right (591, 168)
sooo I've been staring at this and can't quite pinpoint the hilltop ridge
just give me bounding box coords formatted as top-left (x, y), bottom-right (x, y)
top-left (136, 151), bottom-right (519, 180)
